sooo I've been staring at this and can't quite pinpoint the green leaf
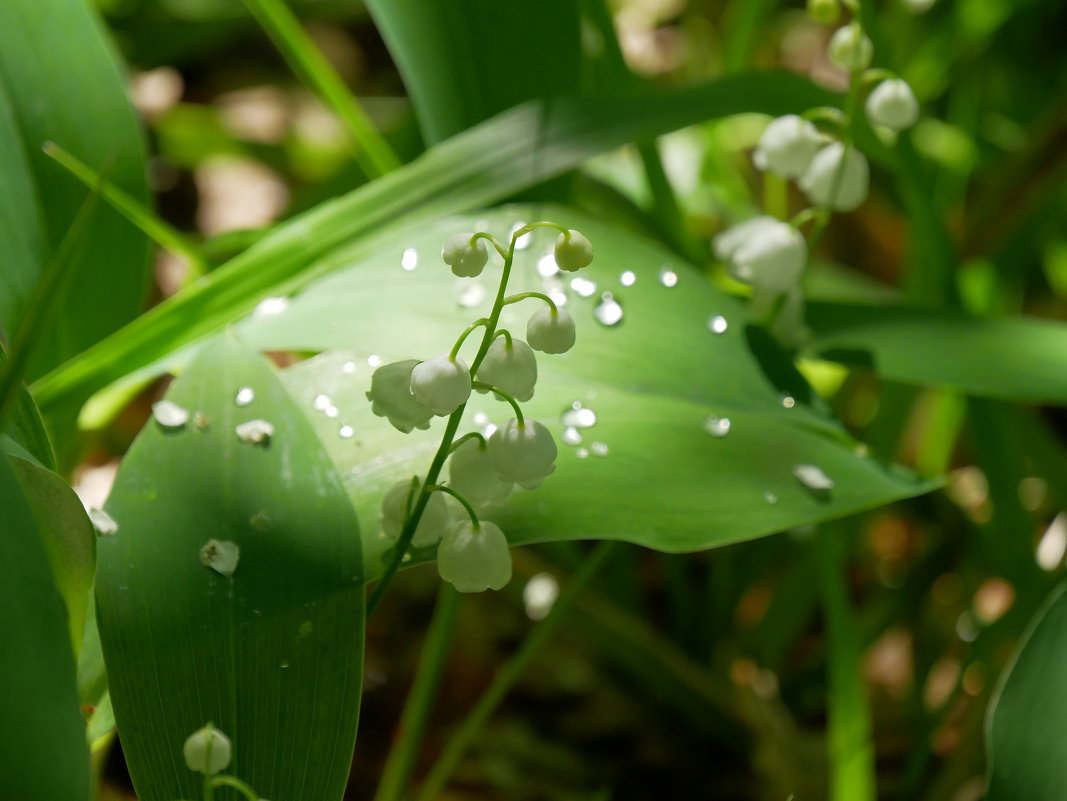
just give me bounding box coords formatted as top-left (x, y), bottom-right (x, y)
top-left (233, 205), bottom-right (935, 576)
top-left (6, 451), bottom-right (95, 657)
top-left (34, 72), bottom-right (834, 412)
top-left (0, 456), bottom-right (89, 801)
top-left (986, 581), bottom-right (1067, 801)
top-left (96, 336), bottom-right (364, 801)
top-left (805, 301), bottom-right (1067, 404)
top-left (0, 0), bottom-right (150, 375)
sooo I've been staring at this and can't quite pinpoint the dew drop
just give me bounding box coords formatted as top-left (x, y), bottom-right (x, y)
top-left (339, 424), bottom-right (355, 439)
top-left (561, 402), bottom-right (597, 429)
top-left (781, 395), bottom-right (796, 409)
top-left (472, 411), bottom-right (490, 427)
top-left (854, 443), bottom-right (870, 458)
top-left (620, 270), bottom-right (636, 287)
top-left (594, 292), bottom-right (624, 327)
top-left (793, 464), bottom-right (834, 490)
top-left (562, 427), bottom-right (583, 446)
top-left (199, 539), bottom-right (240, 576)
top-left (549, 289), bottom-right (568, 308)
top-left (523, 573), bottom-right (560, 621)
top-left (368, 354), bottom-right (382, 367)
top-left (279, 660), bottom-right (290, 669)
top-left (342, 361), bottom-right (357, 374)
top-left (234, 387), bottom-right (255, 407)
top-left (152, 400), bottom-right (190, 428)
top-left (235, 419), bottom-right (274, 444)
top-left (708, 315), bottom-right (729, 334)
top-left (88, 508), bottom-right (118, 536)
top-left (253, 296), bottom-right (289, 318)
top-left (576, 447), bottom-right (590, 459)
top-left (401, 247), bottom-right (418, 271)
top-left (659, 266), bottom-right (679, 287)
top-left (313, 394), bottom-right (331, 411)
top-left (591, 441), bottom-right (609, 457)
top-left (324, 405), bottom-right (340, 419)
top-left (537, 254), bottom-right (559, 276)
top-left (764, 492), bottom-right (778, 505)
top-left (570, 277), bottom-right (597, 298)
top-left (455, 279), bottom-right (486, 308)
top-left (703, 415), bottom-right (731, 438)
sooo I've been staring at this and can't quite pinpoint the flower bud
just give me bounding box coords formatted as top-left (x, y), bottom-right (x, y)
top-left (807, 0), bottom-right (840, 24)
top-left (437, 520), bottom-right (512, 592)
top-left (828, 25), bottom-right (873, 72)
top-left (442, 233), bottom-right (489, 278)
top-left (553, 229), bottom-right (594, 272)
top-left (488, 419), bottom-right (557, 490)
top-left (753, 115), bottom-right (825, 180)
top-left (526, 306), bottom-right (576, 354)
top-left (183, 725), bottom-right (232, 775)
top-left (799, 143), bottom-right (870, 212)
top-left (865, 79), bottom-right (919, 130)
top-left (380, 477), bottom-right (451, 548)
top-left (410, 354), bottom-right (472, 416)
top-left (367, 360), bottom-right (435, 433)
top-left (476, 338), bottom-right (537, 402)
top-left (713, 216), bottom-right (807, 292)
top-left (448, 438), bottom-right (512, 507)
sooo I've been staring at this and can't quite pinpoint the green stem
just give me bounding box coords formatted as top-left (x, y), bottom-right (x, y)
top-left (449, 318), bottom-right (490, 361)
top-left (449, 431), bottom-right (486, 453)
top-left (470, 232), bottom-right (509, 261)
top-left (372, 585), bottom-right (460, 801)
top-left (471, 381), bottom-right (524, 425)
top-left (0, 174), bottom-right (101, 435)
top-left (242, 0), bottom-right (400, 179)
top-left (502, 291), bottom-right (558, 314)
top-left (511, 220), bottom-right (569, 242)
top-left (209, 775), bottom-right (260, 801)
top-left (203, 772), bottom-right (213, 801)
top-left (429, 485), bottom-right (479, 528)
top-left (412, 543), bottom-right (616, 801)
top-left (492, 328), bottom-right (513, 347)
top-left (42, 141), bottom-right (208, 280)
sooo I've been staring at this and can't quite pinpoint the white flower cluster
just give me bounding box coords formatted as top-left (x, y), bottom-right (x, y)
top-left (715, 10), bottom-right (920, 308)
top-left (367, 224), bottom-right (594, 592)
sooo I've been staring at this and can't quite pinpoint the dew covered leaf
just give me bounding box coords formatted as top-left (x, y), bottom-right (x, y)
top-left (95, 336), bottom-right (364, 801)
top-left (227, 205), bottom-right (936, 577)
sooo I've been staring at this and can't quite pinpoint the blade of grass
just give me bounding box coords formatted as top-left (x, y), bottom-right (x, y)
top-left (412, 542), bottom-right (615, 801)
top-left (242, 0), bottom-right (400, 178)
top-left (43, 141), bottom-right (208, 280)
top-left (373, 585), bottom-right (460, 801)
top-left (815, 525), bottom-right (876, 801)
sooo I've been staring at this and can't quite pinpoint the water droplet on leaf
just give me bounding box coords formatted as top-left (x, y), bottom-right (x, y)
top-left (199, 539), bottom-right (240, 576)
top-left (234, 387), bottom-right (255, 407)
top-left (659, 266), bottom-right (678, 287)
top-left (570, 277), bottom-right (597, 298)
top-left (704, 415), bottom-right (731, 437)
top-left (708, 315), bottom-right (729, 334)
top-left (794, 464), bottom-right (834, 490)
top-left (401, 247), bottom-right (418, 271)
top-left (620, 270), bottom-right (636, 286)
top-left (152, 400), bottom-right (190, 428)
top-left (594, 292), bottom-right (624, 326)
top-left (561, 402), bottom-right (597, 428)
top-left (235, 419), bottom-right (274, 444)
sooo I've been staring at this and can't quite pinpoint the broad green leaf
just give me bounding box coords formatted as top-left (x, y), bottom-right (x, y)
top-left (805, 301), bottom-right (1067, 404)
top-left (986, 581), bottom-right (1067, 801)
top-left (6, 452), bottom-right (95, 656)
top-left (34, 72), bottom-right (834, 412)
top-left (0, 456), bottom-right (90, 801)
top-left (96, 336), bottom-right (364, 801)
top-left (232, 205), bottom-right (935, 576)
top-left (365, 0), bottom-right (581, 144)
top-left (0, 0), bottom-right (150, 375)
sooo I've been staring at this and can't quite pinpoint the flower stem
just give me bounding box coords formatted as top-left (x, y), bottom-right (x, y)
top-left (449, 432), bottom-right (486, 453)
top-left (472, 381), bottom-right (524, 426)
top-left (502, 291), bottom-right (558, 314)
top-left (449, 318), bottom-right (490, 361)
top-left (209, 776), bottom-right (260, 801)
top-left (470, 232), bottom-right (509, 261)
top-left (429, 485), bottom-right (480, 529)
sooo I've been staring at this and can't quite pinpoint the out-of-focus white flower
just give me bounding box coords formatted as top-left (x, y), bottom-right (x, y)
top-left (437, 520), bottom-right (512, 592)
top-left (476, 338), bottom-right (538, 402)
top-left (366, 359), bottom-right (435, 433)
top-left (183, 726), bottom-right (232, 775)
top-left (713, 216), bottom-right (807, 292)
top-left (553, 229), bottom-right (594, 272)
top-left (410, 354), bottom-right (472, 416)
top-left (753, 115), bottom-right (825, 180)
top-left (488, 419), bottom-right (557, 490)
top-left (828, 24), bottom-right (873, 72)
top-left (380, 477), bottom-right (451, 548)
top-left (442, 233), bottom-right (489, 278)
top-left (866, 79), bottom-right (919, 130)
top-left (448, 437), bottom-right (513, 507)
top-left (526, 306), bottom-right (576, 354)
top-left (799, 143), bottom-right (870, 212)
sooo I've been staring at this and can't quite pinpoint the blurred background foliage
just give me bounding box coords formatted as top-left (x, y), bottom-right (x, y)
top-left (30, 0), bottom-right (1067, 798)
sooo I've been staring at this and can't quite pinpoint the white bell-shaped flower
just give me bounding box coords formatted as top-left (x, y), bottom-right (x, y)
top-left (442, 233), bottom-right (489, 278)
top-left (448, 437), bottom-right (513, 507)
top-left (410, 354), bottom-right (472, 416)
top-left (476, 338), bottom-right (537, 402)
top-left (866, 79), bottom-right (919, 130)
top-left (380, 477), bottom-right (451, 548)
top-left (553, 229), bottom-right (594, 272)
top-left (437, 520), bottom-right (512, 592)
top-left (753, 115), bottom-right (824, 180)
top-left (713, 216), bottom-right (807, 292)
top-left (366, 359), bottom-right (435, 433)
top-left (488, 418), bottom-right (557, 490)
top-left (183, 726), bottom-right (232, 775)
top-left (828, 25), bottom-right (873, 72)
top-left (799, 143), bottom-right (870, 212)
top-left (526, 306), bottom-right (576, 354)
